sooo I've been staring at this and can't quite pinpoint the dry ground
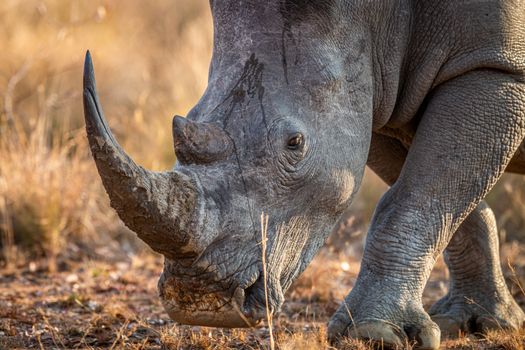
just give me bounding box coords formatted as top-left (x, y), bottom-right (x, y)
top-left (2, 1), bottom-right (525, 349)
top-left (2, 243), bottom-right (525, 350)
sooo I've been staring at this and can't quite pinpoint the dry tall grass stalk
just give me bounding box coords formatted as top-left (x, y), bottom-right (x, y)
top-left (507, 260), bottom-right (525, 299)
top-left (0, 195), bottom-right (16, 266)
top-left (260, 212), bottom-right (275, 350)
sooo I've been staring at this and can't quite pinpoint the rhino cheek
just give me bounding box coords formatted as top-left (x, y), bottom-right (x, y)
top-left (332, 169), bottom-right (357, 212)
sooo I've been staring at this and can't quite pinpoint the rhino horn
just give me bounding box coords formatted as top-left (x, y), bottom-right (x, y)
top-left (83, 51), bottom-right (201, 259)
top-left (172, 116), bottom-right (233, 165)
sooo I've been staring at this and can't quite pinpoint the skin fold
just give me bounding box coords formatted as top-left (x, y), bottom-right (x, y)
top-left (84, 0), bottom-right (525, 348)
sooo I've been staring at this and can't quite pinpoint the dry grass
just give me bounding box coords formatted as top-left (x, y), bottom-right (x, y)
top-left (0, 0), bottom-right (213, 264)
top-left (1, 1), bottom-right (525, 349)
top-left (261, 213), bottom-right (276, 350)
top-left (0, 107), bottom-right (119, 268)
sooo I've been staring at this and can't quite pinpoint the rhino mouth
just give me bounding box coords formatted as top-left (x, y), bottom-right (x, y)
top-left (161, 285), bottom-right (257, 328)
top-left (159, 267), bottom-right (284, 328)
top-left (243, 273), bottom-right (283, 320)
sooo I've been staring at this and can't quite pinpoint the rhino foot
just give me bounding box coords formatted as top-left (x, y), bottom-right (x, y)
top-left (429, 292), bottom-right (525, 339)
top-left (328, 297), bottom-right (440, 349)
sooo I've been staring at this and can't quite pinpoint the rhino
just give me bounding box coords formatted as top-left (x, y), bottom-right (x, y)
top-left (83, 0), bottom-right (525, 348)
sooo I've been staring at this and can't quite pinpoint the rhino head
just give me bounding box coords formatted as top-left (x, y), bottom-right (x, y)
top-left (84, 1), bottom-right (404, 327)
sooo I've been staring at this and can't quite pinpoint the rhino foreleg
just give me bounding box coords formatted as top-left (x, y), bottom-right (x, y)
top-left (329, 70), bottom-right (525, 349)
top-left (365, 133), bottom-right (525, 339)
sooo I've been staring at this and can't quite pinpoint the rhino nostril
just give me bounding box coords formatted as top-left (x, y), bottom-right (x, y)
top-left (242, 273), bottom-right (275, 322)
top-left (242, 306), bottom-right (254, 319)
top-left (403, 324), bottom-right (419, 342)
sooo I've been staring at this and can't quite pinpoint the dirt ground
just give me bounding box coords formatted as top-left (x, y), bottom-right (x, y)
top-left (2, 1), bottom-right (525, 349)
top-left (2, 242), bottom-right (525, 350)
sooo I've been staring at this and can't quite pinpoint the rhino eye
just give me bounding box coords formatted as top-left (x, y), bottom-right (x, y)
top-left (287, 133), bottom-right (304, 150)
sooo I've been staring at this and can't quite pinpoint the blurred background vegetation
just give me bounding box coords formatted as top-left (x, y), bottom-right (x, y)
top-left (0, 0), bottom-right (523, 269)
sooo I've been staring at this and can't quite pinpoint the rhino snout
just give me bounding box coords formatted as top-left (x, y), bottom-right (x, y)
top-left (158, 269), bottom-right (269, 328)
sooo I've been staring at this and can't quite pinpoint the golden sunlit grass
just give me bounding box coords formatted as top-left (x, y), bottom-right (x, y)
top-left (0, 0), bottom-right (213, 264)
top-left (0, 115), bottom-right (113, 268)
top-left (1, 1), bottom-right (525, 349)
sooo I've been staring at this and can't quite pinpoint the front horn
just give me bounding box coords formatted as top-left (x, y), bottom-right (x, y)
top-left (83, 51), bottom-right (202, 259)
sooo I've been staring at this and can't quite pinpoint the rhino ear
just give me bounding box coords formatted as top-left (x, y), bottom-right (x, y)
top-left (83, 51), bottom-right (203, 259)
top-left (172, 115), bottom-right (233, 164)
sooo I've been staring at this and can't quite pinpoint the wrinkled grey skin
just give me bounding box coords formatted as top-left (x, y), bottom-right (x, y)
top-left (83, 0), bottom-right (525, 348)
